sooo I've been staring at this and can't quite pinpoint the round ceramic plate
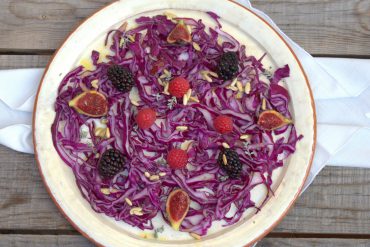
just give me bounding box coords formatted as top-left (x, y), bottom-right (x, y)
top-left (33, 0), bottom-right (316, 246)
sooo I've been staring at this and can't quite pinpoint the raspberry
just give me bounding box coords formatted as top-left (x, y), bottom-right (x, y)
top-left (167, 149), bottom-right (188, 169)
top-left (214, 115), bottom-right (233, 134)
top-left (136, 108), bottom-right (157, 129)
top-left (168, 77), bottom-right (190, 98)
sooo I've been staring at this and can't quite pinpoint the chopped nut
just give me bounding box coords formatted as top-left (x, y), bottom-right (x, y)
top-left (149, 175), bottom-right (160, 181)
top-left (94, 127), bottom-right (106, 138)
top-left (130, 207), bottom-right (143, 215)
top-left (159, 172), bottom-right (166, 177)
top-left (240, 134), bottom-right (251, 140)
top-left (158, 78), bottom-right (164, 86)
top-left (127, 35), bottom-right (135, 42)
top-left (132, 207), bottom-right (142, 212)
top-left (163, 69), bottom-right (171, 77)
top-left (118, 21), bottom-right (128, 32)
top-left (192, 42), bottom-right (201, 51)
top-left (186, 89), bottom-right (192, 99)
top-left (236, 81), bottom-right (243, 92)
top-left (163, 83), bottom-right (170, 95)
top-left (100, 188), bottom-right (110, 195)
top-left (119, 38), bottom-right (125, 47)
top-left (91, 79), bottom-right (99, 89)
top-left (133, 211), bottom-right (144, 216)
top-left (245, 82), bottom-right (251, 94)
top-left (201, 71), bottom-right (213, 82)
top-left (144, 172), bottom-right (151, 178)
top-left (189, 96), bottom-right (200, 103)
top-left (222, 154), bottom-right (228, 165)
top-left (125, 198), bottom-right (133, 206)
top-left (105, 127), bottom-right (111, 138)
top-left (208, 71), bottom-right (218, 78)
top-left (226, 86), bottom-right (238, 92)
top-left (222, 142), bottom-right (230, 149)
top-left (130, 100), bottom-right (140, 106)
top-left (176, 126), bottom-right (188, 132)
top-left (231, 78), bottom-right (238, 87)
top-left (183, 93), bottom-right (189, 106)
top-left (190, 233), bottom-right (201, 240)
top-left (262, 98), bottom-right (267, 110)
top-left (164, 11), bottom-right (177, 20)
top-left (217, 37), bottom-right (223, 46)
top-left (95, 153), bottom-right (100, 158)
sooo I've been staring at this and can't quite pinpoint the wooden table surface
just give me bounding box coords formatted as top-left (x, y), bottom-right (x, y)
top-left (0, 0), bottom-right (369, 246)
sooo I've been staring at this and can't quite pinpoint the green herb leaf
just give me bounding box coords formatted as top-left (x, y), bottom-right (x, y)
top-left (154, 225), bottom-right (164, 239)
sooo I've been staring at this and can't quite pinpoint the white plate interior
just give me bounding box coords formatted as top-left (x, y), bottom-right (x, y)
top-left (34, 0), bottom-right (315, 246)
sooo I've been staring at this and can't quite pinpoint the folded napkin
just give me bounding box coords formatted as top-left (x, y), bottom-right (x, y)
top-left (0, 1), bottom-right (369, 192)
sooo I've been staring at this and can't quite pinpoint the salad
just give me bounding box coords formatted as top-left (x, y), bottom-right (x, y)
top-left (52, 12), bottom-right (301, 238)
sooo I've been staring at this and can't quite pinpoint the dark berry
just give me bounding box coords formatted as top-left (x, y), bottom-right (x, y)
top-left (217, 52), bottom-right (239, 81)
top-left (107, 65), bottom-right (135, 92)
top-left (217, 148), bottom-right (242, 179)
top-left (98, 149), bottom-right (125, 179)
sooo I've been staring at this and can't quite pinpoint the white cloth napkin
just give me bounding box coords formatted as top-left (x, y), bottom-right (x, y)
top-left (0, 1), bottom-right (369, 191)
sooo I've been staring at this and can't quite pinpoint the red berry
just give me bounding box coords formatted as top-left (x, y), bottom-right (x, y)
top-left (136, 108), bottom-right (156, 129)
top-left (214, 115), bottom-right (233, 134)
top-left (167, 149), bottom-right (188, 169)
top-left (168, 77), bottom-right (190, 98)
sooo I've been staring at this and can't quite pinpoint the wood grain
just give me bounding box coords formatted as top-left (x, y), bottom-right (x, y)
top-left (0, 55), bottom-right (50, 69)
top-left (275, 167), bottom-right (370, 234)
top-left (258, 238), bottom-right (370, 247)
top-left (0, 235), bottom-right (93, 247)
top-left (0, 146), bottom-right (72, 230)
top-left (1, 235), bottom-right (370, 247)
top-left (252, 0), bottom-right (370, 56)
top-left (0, 0), bottom-right (368, 56)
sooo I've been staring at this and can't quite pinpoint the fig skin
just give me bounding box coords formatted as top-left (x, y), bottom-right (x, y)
top-left (166, 189), bottom-right (190, 231)
top-left (167, 21), bottom-right (192, 44)
top-left (68, 91), bottom-right (108, 118)
top-left (258, 110), bottom-right (292, 131)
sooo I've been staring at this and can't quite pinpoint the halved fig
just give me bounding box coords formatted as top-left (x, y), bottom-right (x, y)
top-left (69, 91), bottom-right (108, 117)
top-left (167, 21), bottom-right (191, 44)
top-left (166, 189), bottom-right (190, 231)
top-left (258, 110), bottom-right (292, 131)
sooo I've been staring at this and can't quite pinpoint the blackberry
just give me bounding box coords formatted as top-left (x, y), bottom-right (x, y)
top-left (217, 148), bottom-right (242, 179)
top-left (217, 52), bottom-right (239, 80)
top-left (107, 65), bottom-right (134, 92)
top-left (98, 149), bottom-right (126, 179)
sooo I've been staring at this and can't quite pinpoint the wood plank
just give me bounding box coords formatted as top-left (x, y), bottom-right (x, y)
top-left (252, 0), bottom-right (370, 56)
top-left (258, 238), bottom-right (370, 247)
top-left (274, 167), bottom-right (370, 234)
top-left (0, 0), bottom-right (111, 51)
top-left (1, 235), bottom-right (370, 247)
top-left (0, 55), bottom-right (50, 69)
top-left (0, 235), bottom-right (93, 247)
top-left (0, 146), bottom-right (73, 230)
top-left (0, 0), bottom-right (368, 56)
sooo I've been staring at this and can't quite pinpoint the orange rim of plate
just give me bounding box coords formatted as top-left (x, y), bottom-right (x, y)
top-left (32, 1), bottom-right (317, 246)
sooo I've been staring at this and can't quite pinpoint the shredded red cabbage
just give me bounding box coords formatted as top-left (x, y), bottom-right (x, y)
top-left (52, 13), bottom-right (302, 236)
